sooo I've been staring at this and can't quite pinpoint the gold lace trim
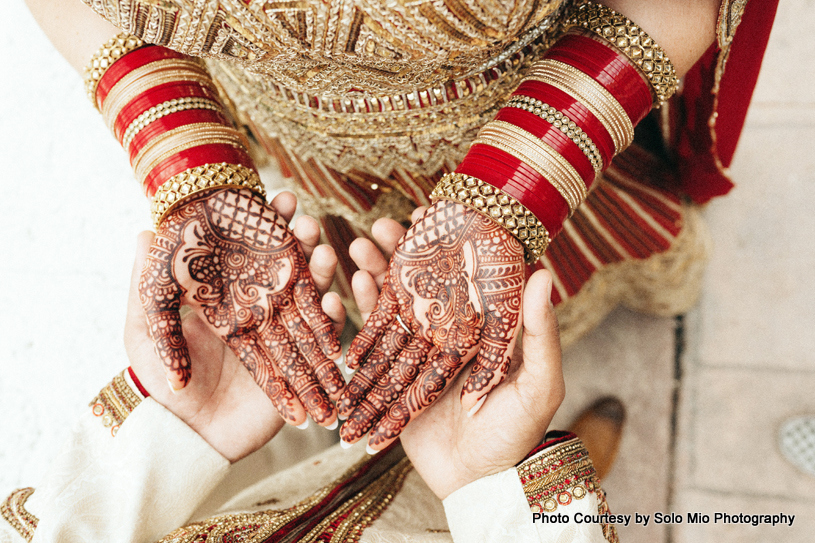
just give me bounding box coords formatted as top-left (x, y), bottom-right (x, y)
top-left (1, 488), bottom-right (38, 542)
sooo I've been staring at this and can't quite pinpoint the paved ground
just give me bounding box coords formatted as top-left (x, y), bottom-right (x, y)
top-left (1, 0), bottom-right (813, 540)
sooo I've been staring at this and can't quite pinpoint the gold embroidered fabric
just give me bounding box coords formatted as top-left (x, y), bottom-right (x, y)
top-left (89, 369), bottom-right (143, 437)
top-left (79, 0), bottom-right (566, 96)
top-left (516, 436), bottom-right (598, 513)
top-left (1, 487), bottom-right (38, 542)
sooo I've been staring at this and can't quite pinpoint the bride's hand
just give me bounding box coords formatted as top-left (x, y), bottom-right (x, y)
top-left (344, 216), bottom-right (564, 499)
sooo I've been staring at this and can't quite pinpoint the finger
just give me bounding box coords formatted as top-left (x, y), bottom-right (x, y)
top-left (322, 292), bottom-right (346, 335)
top-left (460, 298), bottom-right (523, 413)
top-left (367, 350), bottom-right (464, 452)
top-left (292, 252), bottom-right (343, 360)
top-left (351, 270), bottom-right (380, 321)
top-left (309, 244), bottom-right (338, 296)
top-left (139, 246), bottom-right (190, 391)
top-left (349, 239), bottom-right (389, 288)
top-left (228, 329), bottom-right (309, 426)
top-left (279, 294), bottom-right (345, 401)
top-left (257, 316), bottom-right (340, 427)
top-left (345, 282), bottom-right (399, 370)
top-left (410, 206), bottom-right (427, 223)
top-left (370, 218), bottom-right (408, 259)
top-left (337, 320), bottom-right (410, 418)
top-left (125, 231), bottom-right (156, 340)
top-left (340, 335), bottom-right (433, 444)
top-left (293, 215), bottom-right (322, 259)
top-left (270, 191), bottom-right (298, 224)
top-left (514, 270), bottom-right (564, 406)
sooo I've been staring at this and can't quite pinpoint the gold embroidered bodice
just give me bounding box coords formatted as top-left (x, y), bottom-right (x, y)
top-left (82, 0), bottom-right (565, 95)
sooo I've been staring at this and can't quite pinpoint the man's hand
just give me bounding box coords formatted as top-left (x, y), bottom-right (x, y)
top-left (345, 215), bottom-right (564, 498)
top-left (339, 200), bottom-right (526, 451)
top-left (138, 188), bottom-right (345, 429)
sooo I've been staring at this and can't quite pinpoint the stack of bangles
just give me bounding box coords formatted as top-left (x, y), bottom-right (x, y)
top-left (84, 34), bottom-right (265, 227)
top-left (431, 1), bottom-right (678, 264)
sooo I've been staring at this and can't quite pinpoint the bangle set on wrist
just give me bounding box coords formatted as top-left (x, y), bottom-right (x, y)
top-left (431, 1), bottom-right (675, 264)
top-left (84, 33), bottom-right (264, 226)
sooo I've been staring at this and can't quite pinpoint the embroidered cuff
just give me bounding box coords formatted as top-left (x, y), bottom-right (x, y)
top-left (88, 367), bottom-right (146, 437)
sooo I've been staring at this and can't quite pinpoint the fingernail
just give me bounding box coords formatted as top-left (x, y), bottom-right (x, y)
top-left (545, 276), bottom-right (554, 308)
top-left (325, 419), bottom-right (338, 430)
top-left (338, 413), bottom-right (348, 421)
top-left (167, 378), bottom-right (178, 395)
top-left (467, 395), bottom-right (487, 418)
top-left (296, 419), bottom-right (310, 430)
top-left (366, 444), bottom-right (379, 456)
top-left (335, 353), bottom-right (345, 367)
top-left (340, 439), bottom-right (353, 449)
top-left (344, 365), bottom-right (355, 375)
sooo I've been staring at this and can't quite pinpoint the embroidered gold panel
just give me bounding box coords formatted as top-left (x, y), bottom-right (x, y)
top-left (80, 0), bottom-right (566, 96)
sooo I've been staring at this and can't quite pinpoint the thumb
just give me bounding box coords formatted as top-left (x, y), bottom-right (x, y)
top-left (124, 231), bottom-right (156, 340)
top-left (515, 269), bottom-right (564, 408)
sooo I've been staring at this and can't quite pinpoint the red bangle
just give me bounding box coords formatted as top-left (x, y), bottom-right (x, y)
top-left (143, 145), bottom-right (254, 197)
top-left (543, 33), bottom-right (652, 126)
top-left (457, 144), bottom-right (570, 235)
top-left (96, 46), bottom-right (187, 108)
top-left (514, 80), bottom-right (615, 168)
top-left (127, 109), bottom-right (232, 162)
top-left (494, 107), bottom-right (595, 187)
top-left (114, 82), bottom-right (223, 141)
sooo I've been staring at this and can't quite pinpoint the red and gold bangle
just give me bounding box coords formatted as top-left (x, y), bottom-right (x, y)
top-left (504, 95), bottom-right (603, 174)
top-left (120, 97), bottom-right (222, 151)
top-left (544, 31), bottom-right (652, 125)
top-left (514, 79), bottom-right (617, 168)
top-left (458, 145), bottom-right (570, 239)
top-left (473, 120), bottom-right (587, 213)
top-left (151, 163), bottom-right (265, 227)
top-left (84, 33), bottom-right (145, 107)
top-left (430, 172), bottom-right (551, 264)
top-left (494, 104), bottom-right (597, 185)
top-left (526, 59), bottom-right (634, 154)
top-left (563, 1), bottom-right (678, 105)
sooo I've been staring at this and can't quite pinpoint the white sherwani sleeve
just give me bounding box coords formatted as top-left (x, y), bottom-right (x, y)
top-left (2, 370), bottom-right (229, 543)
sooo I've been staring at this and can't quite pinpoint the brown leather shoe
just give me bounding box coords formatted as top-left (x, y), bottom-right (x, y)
top-left (569, 397), bottom-right (625, 480)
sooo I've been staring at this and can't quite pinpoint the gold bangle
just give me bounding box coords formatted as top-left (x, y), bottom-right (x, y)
top-left (474, 120), bottom-right (587, 213)
top-left (564, 1), bottom-right (678, 105)
top-left (526, 59), bottom-right (634, 153)
top-left (132, 123), bottom-right (250, 184)
top-left (84, 33), bottom-right (144, 109)
top-left (506, 95), bottom-right (603, 173)
top-left (151, 163), bottom-right (266, 226)
top-left (101, 60), bottom-right (212, 127)
top-left (121, 97), bottom-right (221, 151)
top-left (430, 173), bottom-right (551, 265)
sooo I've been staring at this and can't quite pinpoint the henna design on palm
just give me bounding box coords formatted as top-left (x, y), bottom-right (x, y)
top-left (338, 200), bottom-right (525, 449)
top-left (139, 188), bottom-right (344, 426)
